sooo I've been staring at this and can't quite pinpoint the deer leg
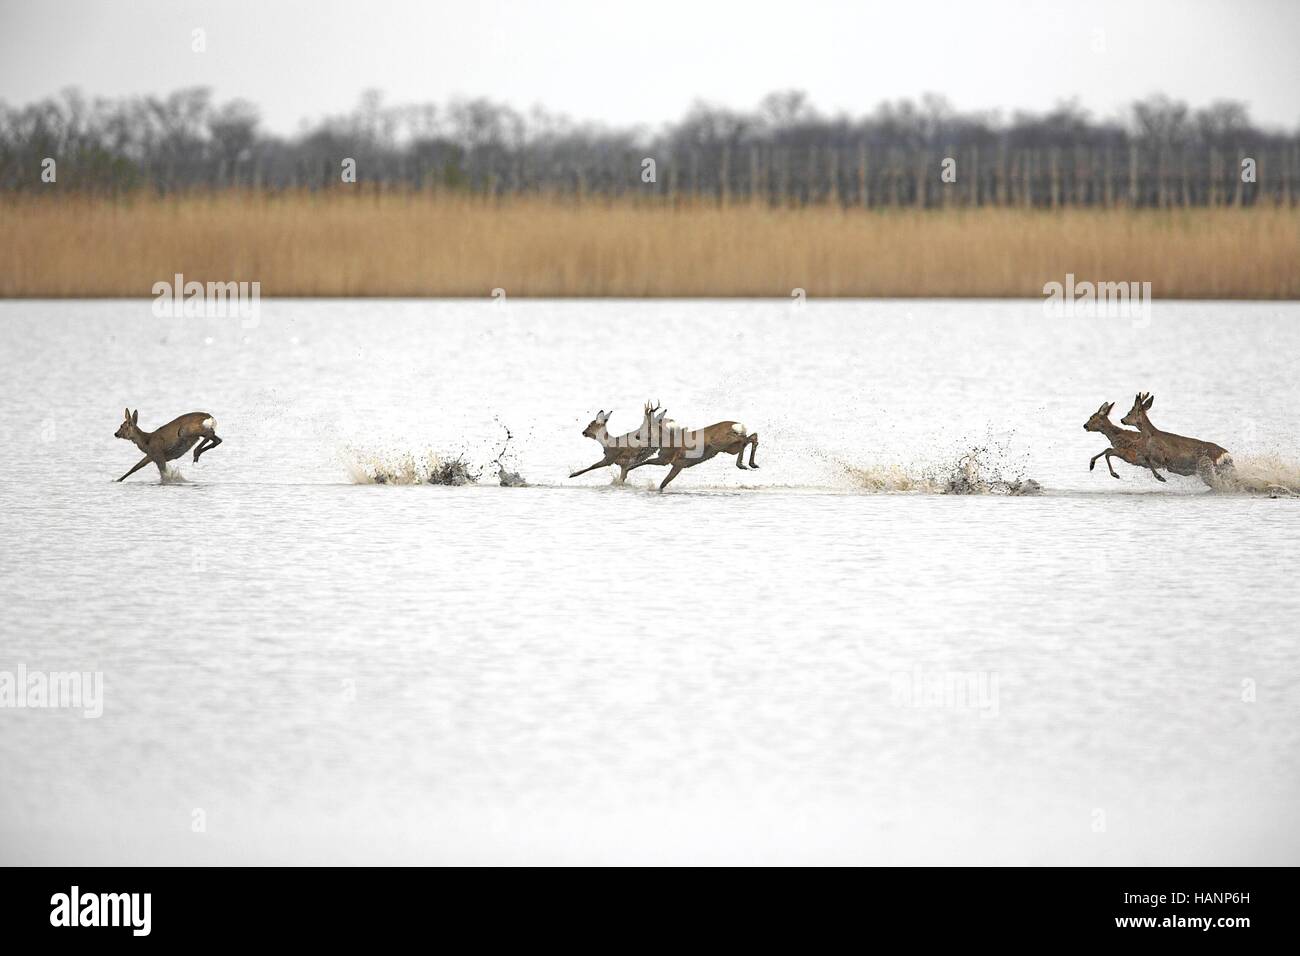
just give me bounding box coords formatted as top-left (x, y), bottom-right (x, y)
top-left (116, 455), bottom-right (152, 482)
top-left (747, 433), bottom-right (759, 468)
top-left (569, 457), bottom-right (613, 478)
top-left (154, 458), bottom-right (169, 478)
top-left (1103, 450), bottom-right (1121, 479)
top-left (1149, 464), bottom-right (1167, 483)
top-left (659, 462), bottom-right (684, 492)
top-left (1088, 450), bottom-right (1105, 471)
top-left (734, 445), bottom-right (748, 469)
top-left (194, 434), bottom-right (222, 462)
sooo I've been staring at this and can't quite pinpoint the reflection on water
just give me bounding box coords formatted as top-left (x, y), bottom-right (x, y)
top-left (0, 300), bottom-right (1297, 864)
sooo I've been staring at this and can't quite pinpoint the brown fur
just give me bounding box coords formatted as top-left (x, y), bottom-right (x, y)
top-left (648, 420), bottom-right (759, 491)
top-left (1083, 401), bottom-right (1150, 479)
top-left (114, 408), bottom-right (222, 481)
top-left (569, 402), bottom-right (664, 484)
top-left (1119, 392), bottom-right (1231, 485)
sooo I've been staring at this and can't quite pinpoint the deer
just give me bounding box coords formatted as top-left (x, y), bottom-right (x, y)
top-left (114, 408), bottom-right (222, 482)
top-left (1119, 392), bottom-right (1233, 486)
top-left (642, 417), bottom-right (760, 491)
top-left (1083, 401), bottom-right (1151, 479)
top-left (569, 401), bottom-right (671, 484)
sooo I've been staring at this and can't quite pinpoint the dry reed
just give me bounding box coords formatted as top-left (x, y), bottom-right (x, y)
top-left (2, 191), bottom-right (1297, 298)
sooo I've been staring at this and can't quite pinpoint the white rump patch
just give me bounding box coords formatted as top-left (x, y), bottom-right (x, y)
top-left (732, 423), bottom-right (746, 435)
top-left (202, 417), bottom-right (216, 431)
top-left (1216, 452), bottom-right (1232, 466)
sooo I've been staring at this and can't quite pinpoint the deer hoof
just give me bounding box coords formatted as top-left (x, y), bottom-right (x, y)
top-left (1089, 461), bottom-right (1095, 471)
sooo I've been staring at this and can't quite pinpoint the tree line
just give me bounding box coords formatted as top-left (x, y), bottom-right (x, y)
top-left (2, 87), bottom-right (1297, 207)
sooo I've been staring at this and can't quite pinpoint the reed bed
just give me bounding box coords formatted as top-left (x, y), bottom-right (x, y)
top-left (2, 192), bottom-right (1297, 298)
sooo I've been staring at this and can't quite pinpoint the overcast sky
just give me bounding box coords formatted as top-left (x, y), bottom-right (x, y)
top-left (2, 0), bottom-right (1297, 132)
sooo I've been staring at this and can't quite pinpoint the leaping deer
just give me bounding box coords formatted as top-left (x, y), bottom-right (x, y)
top-left (642, 417), bottom-right (759, 492)
top-left (1119, 392), bottom-right (1233, 486)
top-left (569, 401), bottom-right (667, 484)
top-left (1083, 401), bottom-right (1151, 479)
top-left (114, 408), bottom-right (222, 482)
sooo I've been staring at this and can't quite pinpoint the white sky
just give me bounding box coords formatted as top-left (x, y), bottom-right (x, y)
top-left (1, 0), bottom-right (1297, 132)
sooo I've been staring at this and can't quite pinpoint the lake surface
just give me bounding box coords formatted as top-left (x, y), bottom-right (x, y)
top-left (1, 299), bottom-right (1298, 864)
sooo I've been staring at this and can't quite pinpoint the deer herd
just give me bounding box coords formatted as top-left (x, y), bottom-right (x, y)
top-left (1084, 392), bottom-right (1233, 486)
top-left (569, 400), bottom-right (759, 491)
top-left (113, 391), bottom-right (1234, 491)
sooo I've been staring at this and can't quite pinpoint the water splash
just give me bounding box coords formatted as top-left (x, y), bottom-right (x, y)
top-left (835, 445), bottom-right (1042, 496)
top-left (340, 447), bottom-right (480, 485)
top-left (1208, 454), bottom-right (1300, 497)
top-left (489, 419), bottom-right (528, 487)
top-left (339, 423), bottom-right (530, 486)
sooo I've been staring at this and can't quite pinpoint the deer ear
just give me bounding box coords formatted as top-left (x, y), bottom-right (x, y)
top-left (1143, 395), bottom-right (1154, 410)
top-left (1096, 402), bottom-right (1109, 415)
top-left (131, 409), bottom-right (139, 424)
top-left (124, 407), bottom-right (131, 421)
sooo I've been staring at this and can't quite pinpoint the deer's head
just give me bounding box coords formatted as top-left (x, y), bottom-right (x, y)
top-left (1084, 401), bottom-right (1115, 433)
top-left (115, 408), bottom-right (140, 440)
top-left (1120, 392), bottom-right (1154, 429)
top-left (582, 410), bottom-right (612, 440)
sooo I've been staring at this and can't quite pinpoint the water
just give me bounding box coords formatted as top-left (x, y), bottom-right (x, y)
top-left (1, 299), bottom-right (1298, 865)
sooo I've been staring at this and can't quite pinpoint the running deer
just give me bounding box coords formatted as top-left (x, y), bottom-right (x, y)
top-left (643, 417), bottom-right (759, 491)
top-left (1083, 401), bottom-right (1150, 479)
top-left (1119, 392), bottom-right (1233, 485)
top-left (569, 401), bottom-right (668, 484)
top-left (114, 408), bottom-right (222, 481)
